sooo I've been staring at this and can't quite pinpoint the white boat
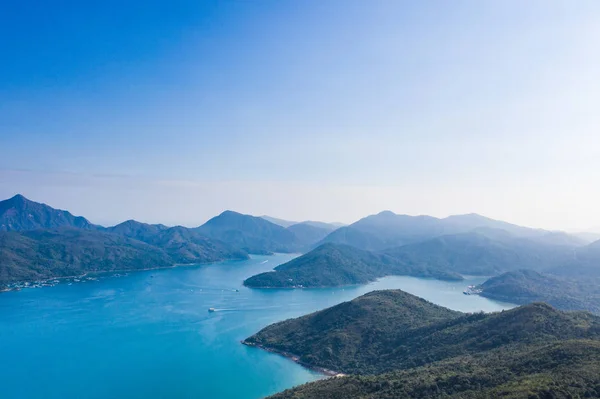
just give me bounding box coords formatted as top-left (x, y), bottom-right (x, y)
top-left (208, 308), bottom-right (216, 313)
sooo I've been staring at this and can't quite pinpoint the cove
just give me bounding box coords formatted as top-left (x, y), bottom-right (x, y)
top-left (0, 254), bottom-right (514, 399)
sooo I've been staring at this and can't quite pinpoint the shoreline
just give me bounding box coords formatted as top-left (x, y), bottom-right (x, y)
top-left (241, 341), bottom-right (346, 378)
top-left (243, 273), bottom-right (465, 290)
top-left (0, 256), bottom-right (252, 294)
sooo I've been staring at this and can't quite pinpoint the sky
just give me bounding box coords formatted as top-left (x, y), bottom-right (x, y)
top-left (1, 0), bottom-right (599, 230)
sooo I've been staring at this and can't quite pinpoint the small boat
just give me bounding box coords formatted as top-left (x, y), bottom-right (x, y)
top-left (208, 308), bottom-right (216, 313)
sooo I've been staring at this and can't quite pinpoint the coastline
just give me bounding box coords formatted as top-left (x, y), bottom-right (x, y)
top-left (244, 272), bottom-right (464, 290)
top-left (0, 256), bottom-right (251, 294)
top-left (241, 341), bottom-right (346, 378)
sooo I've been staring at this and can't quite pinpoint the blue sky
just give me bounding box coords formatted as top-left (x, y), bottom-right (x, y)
top-left (1, 1), bottom-right (599, 229)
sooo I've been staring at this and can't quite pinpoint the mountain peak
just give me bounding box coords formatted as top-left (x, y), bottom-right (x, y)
top-left (219, 210), bottom-right (244, 218)
top-left (4, 194), bottom-right (30, 207)
top-left (197, 210), bottom-right (298, 254)
top-left (0, 194), bottom-right (94, 232)
top-left (10, 193), bottom-right (27, 201)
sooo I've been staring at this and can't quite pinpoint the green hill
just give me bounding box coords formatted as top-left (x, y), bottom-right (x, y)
top-left (472, 239), bottom-right (600, 314)
top-left (0, 194), bottom-right (96, 232)
top-left (245, 290), bottom-right (600, 375)
top-left (382, 232), bottom-right (574, 276)
top-left (317, 227), bottom-right (387, 252)
top-left (0, 228), bottom-right (173, 286)
top-left (478, 270), bottom-right (600, 314)
top-left (317, 212), bottom-right (442, 250)
top-left (145, 226), bottom-right (248, 263)
top-left (107, 220), bottom-right (249, 263)
top-left (106, 219), bottom-right (168, 241)
top-left (243, 244), bottom-right (462, 288)
top-left (196, 210), bottom-right (299, 254)
top-left (270, 340), bottom-right (600, 398)
top-left (0, 227), bottom-right (249, 288)
top-left (247, 289), bottom-right (600, 398)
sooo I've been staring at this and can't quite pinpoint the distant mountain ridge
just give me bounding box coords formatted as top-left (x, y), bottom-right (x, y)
top-left (0, 194), bottom-right (96, 232)
top-left (0, 196), bottom-right (251, 287)
top-left (261, 216), bottom-right (344, 230)
top-left (318, 210), bottom-right (587, 251)
top-left (144, 226), bottom-right (248, 264)
top-left (196, 211), bottom-right (300, 254)
top-left (286, 223), bottom-right (335, 250)
top-left (106, 220), bottom-right (168, 241)
top-left (381, 230), bottom-right (575, 276)
top-left (0, 196), bottom-right (348, 283)
top-left (106, 219), bottom-right (248, 263)
top-left (260, 216), bottom-right (298, 228)
top-left (243, 230), bottom-right (587, 290)
top-left (3, 194), bottom-right (598, 299)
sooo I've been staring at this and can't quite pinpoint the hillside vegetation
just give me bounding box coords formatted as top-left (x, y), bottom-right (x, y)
top-left (245, 289), bottom-right (600, 398)
top-left (0, 194), bottom-right (96, 231)
top-left (270, 340), bottom-right (600, 399)
top-left (196, 210), bottom-right (300, 254)
top-left (0, 228), bottom-right (173, 285)
top-left (108, 222), bottom-right (249, 264)
top-left (479, 269), bottom-right (600, 314)
top-left (245, 290), bottom-right (600, 375)
top-left (0, 227), bottom-right (249, 287)
top-left (243, 244), bottom-right (462, 288)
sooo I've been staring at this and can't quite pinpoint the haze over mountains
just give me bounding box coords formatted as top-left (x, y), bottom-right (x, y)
top-left (0, 194), bottom-right (345, 287)
top-left (243, 243), bottom-right (462, 289)
top-left (318, 210), bottom-right (589, 251)
top-left (2, 193), bottom-right (600, 316)
top-left (3, 193), bottom-right (600, 397)
top-left (0, 194), bottom-right (97, 232)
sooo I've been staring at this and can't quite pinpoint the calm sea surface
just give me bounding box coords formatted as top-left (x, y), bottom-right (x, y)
top-left (0, 254), bottom-right (515, 399)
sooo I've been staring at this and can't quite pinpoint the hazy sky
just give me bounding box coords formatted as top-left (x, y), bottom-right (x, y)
top-left (1, 1), bottom-right (599, 230)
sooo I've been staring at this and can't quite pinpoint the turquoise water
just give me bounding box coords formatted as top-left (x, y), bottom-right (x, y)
top-left (0, 254), bottom-right (515, 399)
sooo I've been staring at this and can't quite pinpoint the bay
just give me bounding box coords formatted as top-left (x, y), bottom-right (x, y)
top-left (0, 254), bottom-right (515, 399)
